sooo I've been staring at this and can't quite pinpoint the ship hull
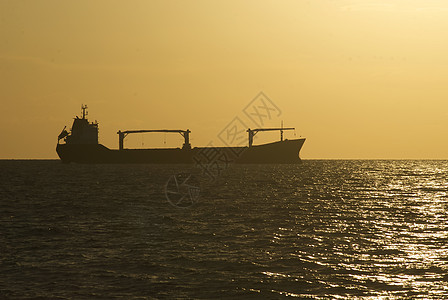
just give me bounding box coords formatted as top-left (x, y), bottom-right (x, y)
top-left (56, 138), bottom-right (305, 164)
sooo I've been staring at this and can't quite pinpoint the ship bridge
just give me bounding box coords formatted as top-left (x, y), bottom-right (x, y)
top-left (58, 105), bottom-right (99, 145)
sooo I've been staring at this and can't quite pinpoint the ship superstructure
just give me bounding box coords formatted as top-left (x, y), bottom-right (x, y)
top-left (58, 105), bottom-right (99, 145)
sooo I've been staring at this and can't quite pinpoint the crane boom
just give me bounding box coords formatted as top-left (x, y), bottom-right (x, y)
top-left (117, 129), bottom-right (191, 150)
top-left (247, 127), bottom-right (295, 147)
top-left (120, 129), bottom-right (189, 134)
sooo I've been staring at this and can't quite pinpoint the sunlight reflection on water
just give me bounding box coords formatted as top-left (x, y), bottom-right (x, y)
top-left (259, 161), bottom-right (448, 299)
top-left (1, 160), bottom-right (448, 299)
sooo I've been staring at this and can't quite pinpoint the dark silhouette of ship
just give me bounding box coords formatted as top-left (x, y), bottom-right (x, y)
top-left (56, 105), bottom-right (306, 164)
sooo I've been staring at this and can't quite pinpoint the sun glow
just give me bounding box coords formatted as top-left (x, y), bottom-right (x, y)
top-left (1, 0), bottom-right (448, 158)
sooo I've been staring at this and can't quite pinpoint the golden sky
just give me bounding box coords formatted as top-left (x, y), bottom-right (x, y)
top-left (1, 0), bottom-right (448, 159)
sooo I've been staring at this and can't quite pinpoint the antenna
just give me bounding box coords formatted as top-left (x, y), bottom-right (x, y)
top-left (280, 120), bottom-right (284, 141)
top-left (81, 104), bottom-right (88, 119)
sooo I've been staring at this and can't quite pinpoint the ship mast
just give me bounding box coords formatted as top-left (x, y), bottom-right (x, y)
top-left (81, 105), bottom-right (88, 119)
top-left (281, 120), bottom-right (283, 141)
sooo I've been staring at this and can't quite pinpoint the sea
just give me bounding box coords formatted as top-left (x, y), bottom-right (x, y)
top-left (1, 160), bottom-right (448, 299)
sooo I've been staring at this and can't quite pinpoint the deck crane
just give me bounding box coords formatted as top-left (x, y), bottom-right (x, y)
top-left (247, 127), bottom-right (294, 147)
top-left (117, 129), bottom-right (191, 150)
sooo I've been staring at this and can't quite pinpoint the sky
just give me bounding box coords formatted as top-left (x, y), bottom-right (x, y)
top-left (1, 0), bottom-right (448, 159)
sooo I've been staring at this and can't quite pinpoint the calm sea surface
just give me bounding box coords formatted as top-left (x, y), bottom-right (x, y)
top-left (1, 160), bottom-right (448, 299)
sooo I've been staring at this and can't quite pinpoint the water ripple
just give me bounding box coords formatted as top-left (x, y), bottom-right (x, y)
top-left (1, 160), bottom-right (448, 298)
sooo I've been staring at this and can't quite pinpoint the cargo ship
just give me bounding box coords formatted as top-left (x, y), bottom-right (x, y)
top-left (56, 105), bottom-right (305, 164)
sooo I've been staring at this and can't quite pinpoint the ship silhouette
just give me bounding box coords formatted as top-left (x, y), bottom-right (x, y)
top-left (56, 105), bottom-right (306, 164)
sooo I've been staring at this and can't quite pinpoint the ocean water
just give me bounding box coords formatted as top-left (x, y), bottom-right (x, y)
top-left (1, 160), bottom-right (448, 299)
